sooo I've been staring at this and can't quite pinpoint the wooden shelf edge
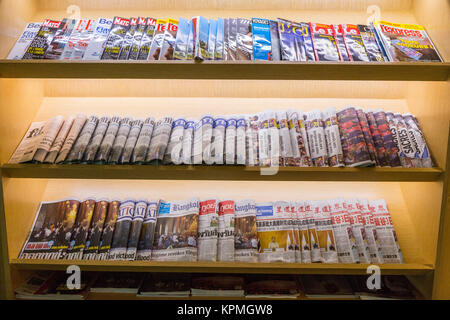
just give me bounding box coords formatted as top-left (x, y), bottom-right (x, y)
top-left (0, 60), bottom-right (448, 81)
top-left (0, 164), bottom-right (443, 181)
top-left (10, 259), bottom-right (434, 276)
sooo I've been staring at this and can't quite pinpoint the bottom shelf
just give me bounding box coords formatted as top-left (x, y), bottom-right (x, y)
top-left (10, 259), bottom-right (434, 276)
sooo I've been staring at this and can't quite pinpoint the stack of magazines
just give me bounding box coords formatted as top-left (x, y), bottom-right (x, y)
top-left (15, 271), bottom-right (423, 300)
top-left (7, 17), bottom-right (443, 62)
top-left (19, 196), bottom-right (403, 265)
top-left (9, 107), bottom-right (433, 169)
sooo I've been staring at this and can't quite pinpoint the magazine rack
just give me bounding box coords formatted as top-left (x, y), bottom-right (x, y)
top-left (0, 0), bottom-right (449, 300)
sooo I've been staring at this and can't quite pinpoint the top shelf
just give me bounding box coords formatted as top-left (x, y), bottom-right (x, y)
top-left (0, 60), bottom-right (449, 81)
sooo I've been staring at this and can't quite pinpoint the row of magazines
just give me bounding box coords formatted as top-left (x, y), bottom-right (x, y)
top-left (16, 272), bottom-right (422, 300)
top-left (7, 16), bottom-right (443, 62)
top-left (10, 107), bottom-right (432, 168)
top-left (20, 197), bottom-right (403, 265)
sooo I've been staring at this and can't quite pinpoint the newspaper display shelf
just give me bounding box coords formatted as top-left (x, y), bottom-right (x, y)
top-left (0, 0), bottom-right (449, 300)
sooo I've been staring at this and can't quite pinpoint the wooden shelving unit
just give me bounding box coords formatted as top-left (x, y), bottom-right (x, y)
top-left (0, 0), bottom-right (449, 300)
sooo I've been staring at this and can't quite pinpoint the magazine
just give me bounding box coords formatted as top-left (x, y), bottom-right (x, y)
top-left (345, 199), bottom-right (371, 264)
top-left (108, 200), bottom-right (135, 261)
top-left (7, 22), bottom-right (42, 59)
top-left (83, 199), bottom-right (109, 260)
top-left (145, 116), bottom-right (173, 163)
top-left (309, 23), bottom-right (340, 61)
top-left (173, 18), bottom-right (190, 60)
top-left (148, 19), bottom-right (167, 60)
top-left (97, 200), bottom-right (120, 260)
top-left (186, 20), bottom-right (195, 60)
top-left (152, 198), bottom-right (199, 261)
top-left (207, 19), bottom-right (217, 60)
top-left (234, 200), bottom-right (258, 262)
top-left (125, 200), bottom-right (147, 260)
top-left (236, 18), bottom-right (253, 60)
top-left (357, 24), bottom-right (385, 62)
top-left (217, 200), bottom-right (235, 262)
top-left (101, 17), bottom-right (130, 60)
top-left (198, 199), bottom-right (219, 261)
top-left (66, 199), bottom-right (96, 260)
top-left (159, 19), bottom-right (179, 60)
top-left (341, 24), bottom-right (370, 61)
top-left (22, 19), bottom-right (62, 59)
top-left (127, 17), bottom-right (147, 60)
top-left (54, 114), bottom-right (87, 164)
top-left (277, 19), bottom-right (296, 61)
top-left (83, 18), bottom-right (113, 60)
top-left (269, 20), bottom-right (281, 61)
top-left (227, 18), bottom-right (237, 60)
top-left (44, 19), bottom-right (77, 60)
top-left (332, 24), bottom-right (350, 61)
top-left (251, 18), bottom-right (272, 61)
top-left (118, 17), bottom-right (139, 60)
top-left (137, 18), bottom-right (158, 60)
top-left (69, 19), bottom-right (95, 60)
top-left (215, 18), bottom-right (225, 60)
top-left (136, 200), bottom-right (159, 261)
top-left (312, 200), bottom-right (338, 263)
top-left (300, 22), bottom-right (315, 61)
top-left (223, 19), bottom-right (229, 60)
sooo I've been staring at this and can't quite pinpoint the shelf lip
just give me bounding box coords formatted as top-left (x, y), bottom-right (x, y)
top-left (0, 164), bottom-right (444, 181)
top-left (0, 60), bottom-right (448, 81)
top-left (10, 259), bottom-right (434, 275)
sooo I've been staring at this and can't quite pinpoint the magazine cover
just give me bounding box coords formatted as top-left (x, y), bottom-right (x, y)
top-left (332, 24), bottom-right (351, 61)
top-left (108, 200), bottom-right (135, 260)
top-left (59, 19), bottom-right (84, 59)
top-left (357, 24), bottom-right (385, 62)
top-left (181, 118), bottom-right (195, 164)
top-left (373, 110), bottom-right (402, 167)
top-left (7, 22), bottom-right (42, 59)
top-left (131, 116), bottom-right (155, 164)
top-left (304, 110), bottom-right (328, 167)
top-left (294, 202), bottom-right (311, 263)
top-left (211, 116), bottom-right (226, 165)
top-left (147, 19), bottom-right (167, 60)
top-left (345, 199), bottom-right (371, 264)
top-left (227, 18), bottom-right (238, 60)
top-left (341, 24), bottom-right (370, 61)
top-left (277, 18), bottom-right (296, 61)
top-left (173, 18), bottom-right (190, 60)
top-left (127, 17), bottom-right (147, 60)
top-left (82, 116), bottom-right (110, 163)
top-left (83, 18), bottom-right (113, 60)
top-left (97, 200), bottom-right (120, 260)
top-left (163, 118), bottom-right (186, 165)
top-left (54, 114), bottom-right (87, 163)
top-left (136, 200), bottom-right (159, 261)
top-left (322, 107), bottom-right (345, 167)
top-left (369, 199), bottom-right (404, 263)
top-left (22, 19), bottom-right (62, 59)
top-left (225, 116), bottom-right (237, 165)
top-left (356, 109), bottom-right (377, 165)
top-left (9, 121), bottom-right (46, 164)
top-left (94, 115), bottom-right (121, 163)
top-left (256, 202), bottom-right (296, 263)
top-left (207, 19), bottom-right (217, 60)
top-left (125, 200), bottom-right (147, 260)
top-left (304, 201), bottom-right (322, 263)
top-left (366, 111), bottom-right (389, 167)
top-left (403, 113), bottom-right (433, 167)
top-left (309, 23), bottom-right (340, 61)
top-left (198, 199), bottom-right (219, 261)
top-left (152, 199), bottom-right (199, 262)
top-left (137, 18), bottom-right (157, 60)
top-left (32, 116), bottom-right (65, 163)
top-left (64, 115), bottom-right (99, 163)
top-left (234, 200), bottom-right (258, 262)
top-left (66, 199), bottom-right (96, 260)
top-left (217, 200), bottom-right (235, 262)
top-left (145, 116), bottom-right (173, 163)
top-left (328, 198), bottom-right (359, 263)
top-left (215, 18), bottom-right (224, 60)
top-left (373, 20), bottom-right (442, 62)
top-left (357, 199), bottom-right (383, 264)
top-left (223, 19), bottom-right (229, 60)
top-left (269, 20), bottom-right (281, 61)
top-left (300, 22), bottom-right (315, 61)
top-left (83, 200), bottom-right (109, 260)
top-left (312, 201), bottom-right (338, 263)
top-left (44, 18), bottom-right (77, 60)
top-left (251, 18), bottom-right (272, 61)
top-left (109, 116), bottom-right (133, 164)
top-left (69, 19), bottom-right (95, 60)
top-left (194, 16), bottom-right (210, 61)
top-left (236, 18), bottom-right (253, 60)
top-left (101, 17), bottom-right (130, 60)
top-left (44, 116), bottom-right (75, 163)
top-left (118, 17), bottom-right (139, 60)
top-left (159, 19), bottom-right (179, 60)
top-left (186, 19), bottom-right (195, 60)
top-left (336, 107), bottom-right (372, 167)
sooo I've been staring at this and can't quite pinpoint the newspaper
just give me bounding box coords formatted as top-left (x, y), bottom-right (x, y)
top-left (257, 112), bottom-right (270, 166)
top-left (245, 116), bottom-right (257, 166)
top-left (152, 198), bottom-right (199, 262)
top-left (159, 19), bottom-right (179, 60)
top-left (322, 107), bottom-right (344, 167)
top-left (32, 116), bottom-right (65, 163)
top-left (192, 115), bottom-right (213, 164)
top-left (356, 109), bottom-right (377, 165)
top-left (127, 17), bottom-right (147, 60)
top-left (373, 110), bottom-right (402, 167)
top-left (236, 116), bottom-right (247, 165)
top-left (83, 18), bottom-right (113, 60)
top-left (313, 201), bottom-right (338, 263)
top-left (366, 111), bottom-right (389, 167)
top-left (215, 18), bottom-right (224, 60)
top-left (211, 116), bottom-right (226, 165)
top-left (181, 119), bottom-right (195, 164)
top-left (309, 23), bottom-right (340, 61)
top-left (65, 115), bottom-right (99, 163)
top-left (164, 118), bottom-right (186, 165)
top-left (137, 18), bottom-right (157, 60)
top-left (303, 201), bottom-right (321, 262)
top-left (305, 110), bottom-right (328, 167)
top-left (66, 199), bottom-right (96, 260)
top-left (267, 111), bottom-right (280, 167)
top-left (287, 110), bottom-right (310, 167)
top-left (109, 200), bottom-right (136, 261)
top-left (345, 199), bottom-right (371, 264)
top-left (132, 116), bottom-right (155, 164)
top-left (341, 24), bottom-right (370, 61)
top-left (22, 19), bottom-right (62, 59)
top-left (234, 200), bottom-right (258, 262)
top-left (82, 116), bottom-right (110, 163)
top-left (44, 116), bottom-right (75, 163)
top-left (44, 19), bottom-right (77, 59)
top-left (329, 198), bottom-right (359, 263)
top-left (118, 17), bottom-right (139, 60)
top-left (173, 18), bottom-right (190, 60)
top-left (357, 199), bottom-right (383, 264)
top-left (386, 111), bottom-right (409, 168)
top-left (55, 114), bottom-right (87, 163)
top-left (136, 200), bottom-right (159, 261)
top-left (294, 202), bottom-right (311, 263)
top-left (289, 202), bottom-right (301, 262)
top-left (225, 117), bottom-right (237, 165)
top-left (125, 200), bottom-right (147, 260)
top-left (146, 116), bottom-right (173, 163)
top-left (276, 111), bottom-right (294, 166)
top-left (9, 121), bottom-right (46, 164)
top-left (109, 116), bottom-right (132, 164)
top-left (369, 199), bottom-right (404, 263)
top-left (256, 202), bottom-right (296, 263)
top-left (94, 115), bottom-right (121, 163)
top-left (333, 24), bottom-right (351, 61)
top-left (198, 199), bottom-right (219, 261)
top-left (101, 17), bottom-right (130, 60)
top-left (148, 19), bottom-right (167, 60)
top-left (82, 200), bottom-right (109, 260)
top-left (207, 19), bottom-right (217, 60)
top-left (403, 113), bottom-right (432, 168)
top-left (97, 200), bottom-right (120, 260)
top-left (120, 119), bottom-right (143, 164)
top-left (7, 22), bottom-right (42, 59)
top-left (394, 113), bottom-right (421, 168)
top-left (217, 200), bottom-right (235, 262)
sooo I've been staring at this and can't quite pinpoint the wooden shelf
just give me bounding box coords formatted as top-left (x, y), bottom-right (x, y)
top-left (10, 259), bottom-right (434, 276)
top-left (1, 164), bottom-right (443, 181)
top-left (0, 60), bottom-right (448, 81)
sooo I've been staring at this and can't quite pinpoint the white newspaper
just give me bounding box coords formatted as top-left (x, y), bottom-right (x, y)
top-left (32, 116), bottom-right (64, 163)
top-left (322, 107), bottom-right (344, 167)
top-left (217, 200), bottom-right (235, 262)
top-left (234, 200), bottom-right (258, 262)
top-left (197, 199), bottom-right (219, 261)
top-left (276, 111), bottom-right (294, 166)
top-left (44, 116), bottom-right (74, 163)
top-left (164, 118), bottom-right (186, 165)
top-left (7, 22), bottom-right (42, 59)
top-left (109, 116), bottom-right (133, 163)
top-left (83, 18), bottom-right (113, 60)
top-left (297, 110), bottom-right (312, 166)
top-left (211, 116), bottom-right (226, 165)
top-left (9, 121), bottom-right (47, 164)
top-left (55, 114), bottom-right (87, 163)
top-left (82, 115), bottom-right (110, 162)
top-left (345, 198), bottom-right (371, 264)
top-left (146, 116), bottom-right (173, 163)
top-left (182, 119), bottom-right (195, 164)
top-left (225, 117), bottom-right (237, 165)
top-left (125, 200), bottom-right (147, 261)
top-left (267, 111), bottom-right (280, 167)
top-left (313, 200), bottom-right (338, 263)
top-left (65, 115), bottom-right (99, 162)
top-left (304, 201), bottom-right (322, 263)
top-left (136, 200), bottom-right (159, 261)
top-left (358, 199), bottom-right (383, 264)
top-left (287, 110), bottom-right (310, 167)
top-left (132, 116), bottom-right (155, 163)
top-left (236, 116), bottom-right (247, 165)
top-left (120, 118), bottom-right (143, 164)
top-left (305, 110), bottom-right (328, 167)
top-left (94, 115), bottom-right (121, 163)
top-left (294, 202), bottom-right (311, 263)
